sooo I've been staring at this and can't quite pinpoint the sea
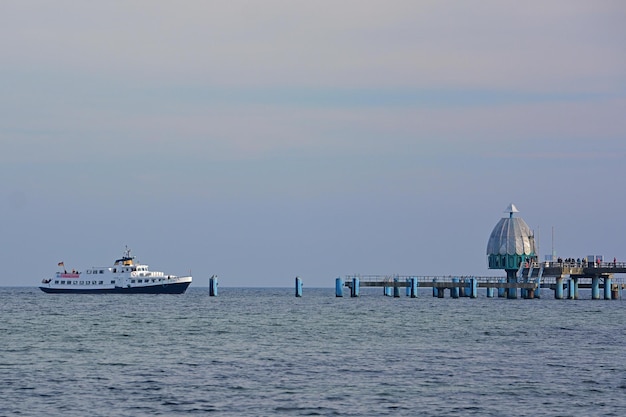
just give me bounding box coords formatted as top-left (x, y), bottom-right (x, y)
top-left (1, 287), bottom-right (625, 417)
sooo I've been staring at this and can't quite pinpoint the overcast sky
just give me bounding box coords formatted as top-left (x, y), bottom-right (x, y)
top-left (1, 1), bottom-right (625, 287)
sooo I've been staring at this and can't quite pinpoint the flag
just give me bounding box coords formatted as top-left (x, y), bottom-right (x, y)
top-left (58, 262), bottom-right (64, 267)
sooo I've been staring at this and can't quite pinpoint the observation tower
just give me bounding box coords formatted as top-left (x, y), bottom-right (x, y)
top-left (486, 203), bottom-right (537, 298)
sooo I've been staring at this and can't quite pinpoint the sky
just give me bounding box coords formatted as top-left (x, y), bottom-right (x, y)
top-left (1, 1), bottom-right (625, 287)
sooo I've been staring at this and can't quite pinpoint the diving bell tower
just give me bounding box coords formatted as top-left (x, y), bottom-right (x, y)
top-left (486, 203), bottom-right (536, 298)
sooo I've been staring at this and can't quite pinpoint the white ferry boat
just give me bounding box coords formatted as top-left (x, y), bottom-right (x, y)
top-left (39, 248), bottom-right (192, 294)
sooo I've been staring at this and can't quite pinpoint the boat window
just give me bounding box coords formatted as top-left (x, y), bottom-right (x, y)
top-left (87, 270), bottom-right (91, 274)
top-left (99, 281), bottom-right (103, 285)
top-left (80, 281), bottom-right (84, 285)
top-left (54, 280), bottom-right (59, 284)
top-left (110, 280), bottom-right (115, 284)
top-left (131, 280), bottom-right (135, 283)
top-left (85, 281), bottom-right (90, 285)
top-left (99, 270), bottom-right (104, 274)
top-left (61, 281), bottom-right (65, 284)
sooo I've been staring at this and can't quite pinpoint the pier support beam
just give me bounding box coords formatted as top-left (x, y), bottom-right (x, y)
top-left (469, 277), bottom-right (478, 298)
top-left (432, 279), bottom-right (439, 298)
top-left (555, 278), bottom-right (564, 299)
top-left (295, 276), bottom-right (303, 297)
top-left (604, 278), bottom-right (612, 300)
top-left (335, 277), bottom-right (344, 297)
top-left (486, 286), bottom-right (494, 298)
top-left (498, 279), bottom-right (506, 297)
top-left (209, 275), bottom-right (218, 296)
top-left (506, 270), bottom-right (517, 299)
top-left (393, 277), bottom-right (400, 298)
top-left (592, 277), bottom-right (600, 300)
top-left (451, 277), bottom-right (460, 299)
top-left (567, 279), bottom-right (574, 299)
top-left (410, 277), bottom-right (418, 298)
top-left (612, 284), bottom-right (620, 300)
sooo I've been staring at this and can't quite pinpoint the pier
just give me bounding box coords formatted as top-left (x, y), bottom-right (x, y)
top-left (336, 260), bottom-right (626, 300)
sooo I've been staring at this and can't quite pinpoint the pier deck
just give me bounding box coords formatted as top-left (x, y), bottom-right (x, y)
top-left (338, 261), bottom-right (626, 300)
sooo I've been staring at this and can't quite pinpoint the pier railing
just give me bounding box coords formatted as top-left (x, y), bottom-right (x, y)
top-left (343, 274), bottom-right (625, 286)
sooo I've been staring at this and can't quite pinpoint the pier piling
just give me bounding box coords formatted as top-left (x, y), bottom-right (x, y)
top-left (351, 277), bottom-right (360, 297)
top-left (335, 277), bottom-right (344, 297)
top-left (592, 277), bottom-right (600, 300)
top-left (451, 277), bottom-right (460, 299)
top-left (604, 278), bottom-right (612, 300)
top-left (555, 278), bottom-right (564, 299)
top-left (209, 275), bottom-right (218, 296)
top-left (295, 276), bottom-right (303, 297)
top-left (410, 277), bottom-right (418, 298)
top-left (486, 286), bottom-right (494, 298)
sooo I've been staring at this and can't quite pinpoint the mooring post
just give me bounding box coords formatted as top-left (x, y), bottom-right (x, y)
top-left (432, 278), bottom-right (439, 298)
top-left (591, 276), bottom-right (600, 300)
top-left (209, 275), bottom-right (218, 296)
top-left (295, 276), bottom-right (303, 297)
top-left (451, 277), bottom-right (460, 299)
top-left (351, 277), bottom-right (360, 297)
top-left (604, 277), bottom-right (612, 300)
top-left (405, 278), bottom-right (410, 296)
top-left (335, 277), bottom-right (344, 297)
top-left (555, 278), bottom-right (564, 299)
top-left (573, 278), bottom-right (579, 300)
top-left (410, 277), bottom-right (418, 298)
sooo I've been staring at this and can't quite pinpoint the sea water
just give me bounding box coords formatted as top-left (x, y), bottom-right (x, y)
top-left (1, 287), bottom-right (625, 416)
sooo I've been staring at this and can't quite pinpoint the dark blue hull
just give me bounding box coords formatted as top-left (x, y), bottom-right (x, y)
top-left (39, 281), bottom-right (191, 294)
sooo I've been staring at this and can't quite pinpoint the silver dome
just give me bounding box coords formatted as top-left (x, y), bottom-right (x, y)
top-left (486, 204), bottom-right (536, 256)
